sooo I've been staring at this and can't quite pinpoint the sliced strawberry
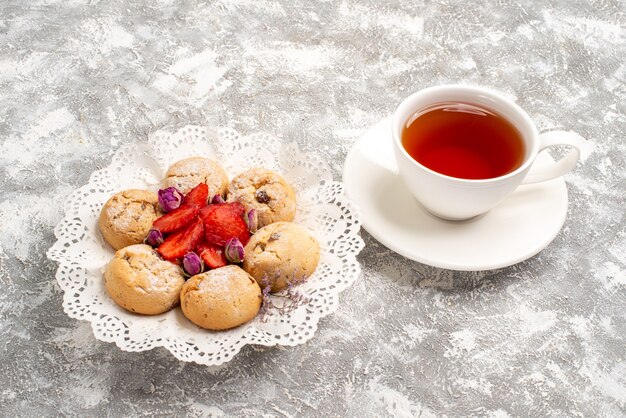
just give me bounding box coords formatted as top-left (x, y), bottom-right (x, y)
top-left (200, 203), bottom-right (250, 246)
top-left (157, 218), bottom-right (204, 261)
top-left (196, 240), bottom-right (227, 269)
top-left (198, 204), bottom-right (214, 220)
top-left (198, 202), bottom-right (245, 222)
top-left (184, 183), bottom-right (209, 207)
top-left (153, 205), bottom-right (199, 233)
top-left (224, 201), bottom-right (246, 217)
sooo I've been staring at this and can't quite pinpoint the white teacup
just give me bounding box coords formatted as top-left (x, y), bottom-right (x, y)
top-left (391, 85), bottom-right (582, 221)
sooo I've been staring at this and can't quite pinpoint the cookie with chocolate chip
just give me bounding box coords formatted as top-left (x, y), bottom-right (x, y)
top-left (226, 168), bottom-right (296, 228)
top-left (243, 222), bottom-right (319, 293)
top-left (180, 265), bottom-right (262, 330)
top-left (98, 189), bottom-right (160, 250)
top-left (104, 244), bottom-right (185, 315)
top-left (163, 157), bottom-right (229, 196)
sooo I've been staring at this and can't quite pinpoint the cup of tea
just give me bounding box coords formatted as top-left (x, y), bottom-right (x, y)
top-left (391, 85), bottom-right (582, 220)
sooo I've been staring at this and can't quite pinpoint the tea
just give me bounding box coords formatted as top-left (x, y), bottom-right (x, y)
top-left (401, 103), bottom-right (525, 180)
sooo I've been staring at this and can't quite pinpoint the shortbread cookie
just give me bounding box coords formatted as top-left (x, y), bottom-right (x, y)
top-left (163, 157), bottom-right (229, 196)
top-left (243, 222), bottom-right (319, 293)
top-left (99, 189), bottom-right (159, 250)
top-left (180, 265), bottom-right (262, 330)
top-left (227, 168), bottom-right (296, 228)
top-left (104, 244), bottom-right (186, 315)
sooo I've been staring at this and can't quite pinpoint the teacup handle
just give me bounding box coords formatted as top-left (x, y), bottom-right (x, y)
top-left (521, 131), bottom-right (582, 184)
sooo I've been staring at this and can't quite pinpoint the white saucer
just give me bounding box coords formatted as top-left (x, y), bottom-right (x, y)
top-left (342, 118), bottom-right (569, 271)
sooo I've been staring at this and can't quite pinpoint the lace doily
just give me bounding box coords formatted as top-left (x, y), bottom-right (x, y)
top-left (47, 126), bottom-right (364, 366)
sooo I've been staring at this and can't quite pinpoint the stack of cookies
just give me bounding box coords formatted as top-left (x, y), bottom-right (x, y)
top-left (99, 157), bottom-right (320, 331)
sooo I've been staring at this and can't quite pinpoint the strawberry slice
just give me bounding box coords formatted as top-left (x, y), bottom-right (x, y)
top-left (196, 240), bottom-right (227, 269)
top-left (153, 205), bottom-right (199, 233)
top-left (224, 201), bottom-right (246, 217)
top-left (198, 204), bottom-right (213, 220)
top-left (199, 203), bottom-right (250, 246)
top-left (184, 183), bottom-right (209, 207)
top-left (157, 218), bottom-right (204, 261)
top-left (228, 201), bottom-right (246, 216)
top-left (199, 202), bottom-right (246, 220)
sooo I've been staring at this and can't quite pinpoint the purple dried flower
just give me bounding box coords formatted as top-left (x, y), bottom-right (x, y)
top-left (244, 209), bottom-right (258, 233)
top-left (284, 279), bottom-right (310, 307)
top-left (144, 228), bottom-right (164, 247)
top-left (258, 273), bottom-right (310, 322)
top-left (182, 252), bottom-right (203, 277)
top-left (211, 194), bottom-right (225, 204)
top-left (258, 275), bottom-right (274, 320)
top-left (224, 237), bottom-right (244, 263)
top-left (158, 187), bottom-right (184, 212)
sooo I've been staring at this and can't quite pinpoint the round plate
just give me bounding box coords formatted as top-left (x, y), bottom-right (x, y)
top-left (342, 118), bottom-right (569, 271)
top-left (47, 125), bottom-right (364, 366)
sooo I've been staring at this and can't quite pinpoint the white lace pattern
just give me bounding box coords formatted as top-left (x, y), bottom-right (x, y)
top-left (47, 126), bottom-right (364, 365)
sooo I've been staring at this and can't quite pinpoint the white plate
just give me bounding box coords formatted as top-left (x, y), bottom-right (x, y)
top-left (47, 125), bottom-right (364, 366)
top-left (342, 118), bottom-right (569, 271)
